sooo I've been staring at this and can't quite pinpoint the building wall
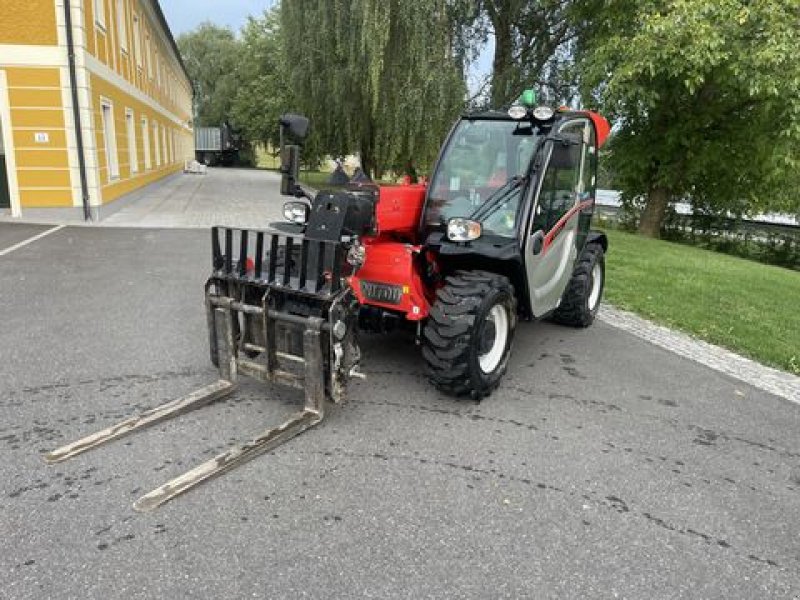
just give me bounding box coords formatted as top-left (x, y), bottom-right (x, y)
top-left (0, 0), bottom-right (193, 215)
top-left (82, 0), bottom-right (193, 205)
top-left (4, 67), bottom-right (72, 207)
top-left (89, 71), bottom-right (192, 202)
top-left (0, 0), bottom-right (58, 45)
top-left (83, 0), bottom-right (192, 126)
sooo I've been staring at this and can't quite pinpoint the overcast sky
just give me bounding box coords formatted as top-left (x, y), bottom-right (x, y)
top-left (161, 0), bottom-right (274, 36)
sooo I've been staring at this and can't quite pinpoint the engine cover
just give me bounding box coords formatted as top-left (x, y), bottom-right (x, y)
top-left (374, 184), bottom-right (426, 237)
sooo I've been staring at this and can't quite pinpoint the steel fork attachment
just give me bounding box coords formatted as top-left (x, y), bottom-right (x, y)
top-left (45, 227), bottom-right (355, 512)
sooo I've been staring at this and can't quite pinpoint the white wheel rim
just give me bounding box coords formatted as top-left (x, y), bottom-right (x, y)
top-left (588, 262), bottom-right (603, 311)
top-left (479, 304), bottom-right (509, 373)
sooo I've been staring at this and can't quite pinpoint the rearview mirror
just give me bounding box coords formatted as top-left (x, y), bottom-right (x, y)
top-left (279, 114), bottom-right (309, 197)
top-left (279, 113), bottom-right (310, 142)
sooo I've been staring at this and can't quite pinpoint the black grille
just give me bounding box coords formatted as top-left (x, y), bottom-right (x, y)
top-left (211, 227), bottom-right (345, 296)
top-left (360, 280), bottom-right (402, 305)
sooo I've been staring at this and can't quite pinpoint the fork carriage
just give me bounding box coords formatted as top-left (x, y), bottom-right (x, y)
top-left (46, 226), bottom-right (362, 512)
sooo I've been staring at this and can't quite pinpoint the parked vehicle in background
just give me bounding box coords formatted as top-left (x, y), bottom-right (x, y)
top-left (195, 121), bottom-right (242, 166)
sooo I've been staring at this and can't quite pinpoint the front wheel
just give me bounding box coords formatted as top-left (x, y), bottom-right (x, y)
top-left (551, 243), bottom-right (605, 327)
top-left (422, 271), bottom-right (517, 399)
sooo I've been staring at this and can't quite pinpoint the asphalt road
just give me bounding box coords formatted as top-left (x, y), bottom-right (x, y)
top-left (1, 223), bottom-right (799, 599)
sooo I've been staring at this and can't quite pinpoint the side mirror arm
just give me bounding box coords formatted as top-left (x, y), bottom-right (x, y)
top-left (280, 144), bottom-right (317, 200)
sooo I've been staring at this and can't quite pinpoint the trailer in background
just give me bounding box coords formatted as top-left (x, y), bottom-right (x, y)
top-left (195, 122), bottom-right (242, 167)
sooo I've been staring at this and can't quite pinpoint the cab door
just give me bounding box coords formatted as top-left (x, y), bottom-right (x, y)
top-left (523, 119), bottom-right (591, 317)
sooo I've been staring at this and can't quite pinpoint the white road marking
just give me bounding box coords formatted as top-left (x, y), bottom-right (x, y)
top-left (598, 305), bottom-right (800, 404)
top-left (0, 224), bottom-right (65, 257)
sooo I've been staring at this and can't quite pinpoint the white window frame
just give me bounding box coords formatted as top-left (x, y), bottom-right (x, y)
top-left (125, 108), bottom-right (137, 174)
top-left (100, 99), bottom-right (120, 181)
top-left (117, 0), bottom-right (128, 53)
top-left (161, 124), bottom-right (168, 163)
top-left (141, 116), bottom-right (151, 170)
top-left (132, 13), bottom-right (142, 67)
top-left (146, 34), bottom-right (153, 79)
top-left (153, 121), bottom-right (161, 166)
top-left (94, 0), bottom-right (106, 29)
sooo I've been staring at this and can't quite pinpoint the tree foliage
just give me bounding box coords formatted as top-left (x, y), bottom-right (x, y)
top-left (230, 9), bottom-right (288, 147)
top-left (577, 0), bottom-right (800, 236)
top-left (177, 23), bottom-right (242, 127)
top-left (281, 0), bottom-right (466, 177)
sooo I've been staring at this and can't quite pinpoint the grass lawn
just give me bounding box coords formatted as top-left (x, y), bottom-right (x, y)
top-left (298, 170), bottom-right (337, 189)
top-left (601, 228), bottom-right (800, 375)
top-left (298, 170), bottom-right (397, 189)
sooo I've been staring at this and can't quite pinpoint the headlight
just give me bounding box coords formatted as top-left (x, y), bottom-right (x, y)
top-left (532, 105), bottom-right (555, 121)
top-left (508, 104), bottom-right (528, 119)
top-left (283, 201), bottom-right (309, 224)
top-left (447, 218), bottom-right (482, 242)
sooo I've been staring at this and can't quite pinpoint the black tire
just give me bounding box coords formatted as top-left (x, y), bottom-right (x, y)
top-left (551, 243), bottom-right (605, 327)
top-left (422, 271), bottom-right (517, 399)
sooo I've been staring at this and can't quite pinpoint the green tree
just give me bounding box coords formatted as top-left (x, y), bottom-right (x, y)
top-left (578, 0), bottom-right (800, 237)
top-left (230, 8), bottom-right (288, 147)
top-left (281, 0), bottom-right (466, 178)
top-left (177, 23), bottom-right (242, 126)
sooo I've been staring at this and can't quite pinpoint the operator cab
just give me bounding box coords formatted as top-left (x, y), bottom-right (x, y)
top-left (422, 91), bottom-right (609, 319)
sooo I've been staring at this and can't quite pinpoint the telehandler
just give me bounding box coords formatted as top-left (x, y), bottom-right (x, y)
top-left (46, 91), bottom-right (610, 511)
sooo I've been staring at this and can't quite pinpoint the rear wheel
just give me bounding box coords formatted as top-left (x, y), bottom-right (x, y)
top-left (422, 271), bottom-right (517, 399)
top-left (551, 243), bottom-right (605, 327)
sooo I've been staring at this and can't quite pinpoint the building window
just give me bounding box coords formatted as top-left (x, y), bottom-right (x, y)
top-left (94, 0), bottom-right (105, 28)
top-left (153, 121), bottom-right (161, 166)
top-left (117, 0), bottom-right (128, 53)
top-left (125, 109), bottom-right (137, 173)
top-left (141, 117), bottom-right (151, 170)
top-left (132, 14), bottom-right (142, 67)
top-left (161, 125), bottom-right (168, 163)
top-left (101, 100), bottom-right (120, 181)
top-left (146, 34), bottom-right (153, 78)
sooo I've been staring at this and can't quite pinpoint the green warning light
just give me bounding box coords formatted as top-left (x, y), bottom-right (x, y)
top-left (520, 89), bottom-right (537, 107)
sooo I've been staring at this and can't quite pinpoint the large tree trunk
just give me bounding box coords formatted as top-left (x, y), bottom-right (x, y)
top-left (360, 153), bottom-right (376, 180)
top-left (359, 118), bottom-right (377, 179)
top-left (488, 4), bottom-right (514, 107)
top-left (638, 186), bottom-right (670, 238)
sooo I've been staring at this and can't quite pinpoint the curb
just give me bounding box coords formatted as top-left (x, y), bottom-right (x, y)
top-left (598, 305), bottom-right (800, 404)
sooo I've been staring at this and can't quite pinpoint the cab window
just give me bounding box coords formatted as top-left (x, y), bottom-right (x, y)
top-left (532, 121), bottom-right (586, 232)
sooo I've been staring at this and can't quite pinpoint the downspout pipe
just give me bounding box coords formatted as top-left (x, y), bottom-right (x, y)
top-left (63, 0), bottom-right (92, 221)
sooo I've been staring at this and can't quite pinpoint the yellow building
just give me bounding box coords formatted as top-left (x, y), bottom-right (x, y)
top-left (0, 0), bottom-right (193, 219)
